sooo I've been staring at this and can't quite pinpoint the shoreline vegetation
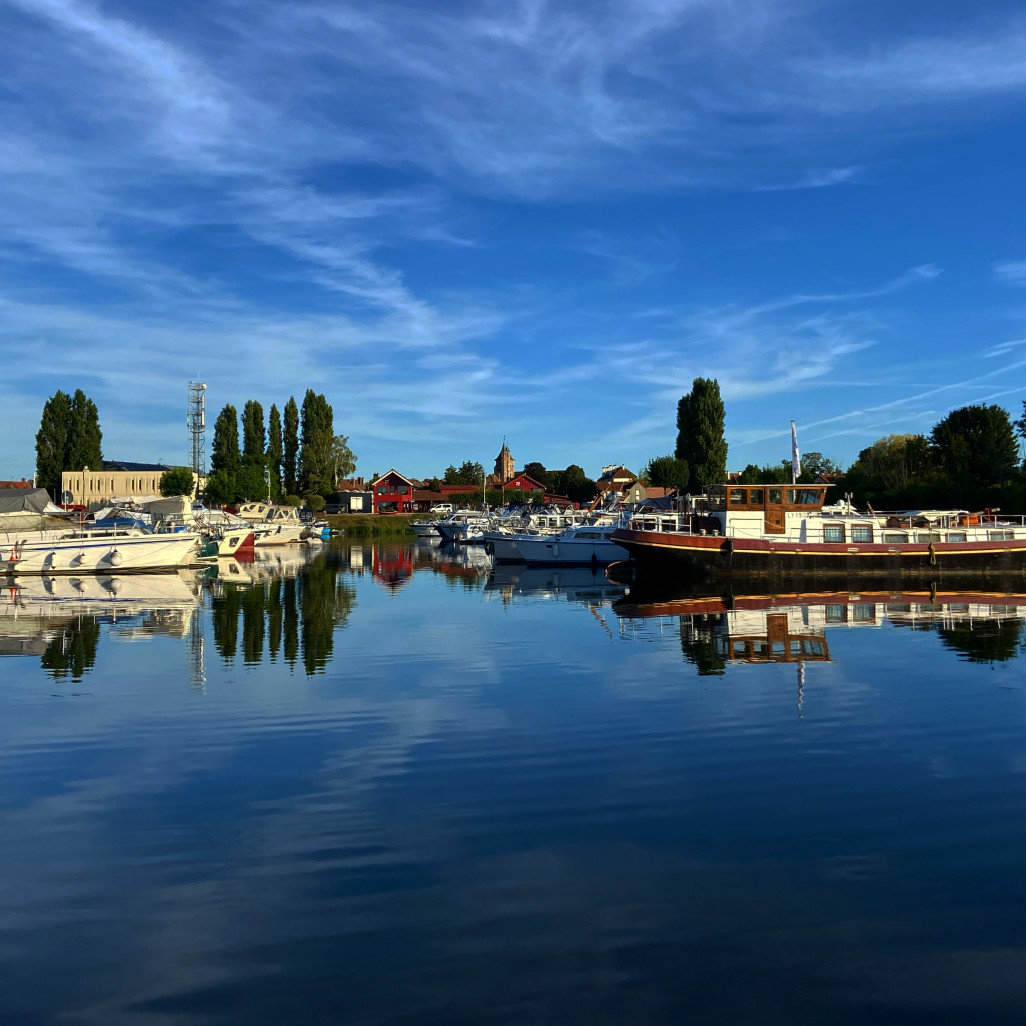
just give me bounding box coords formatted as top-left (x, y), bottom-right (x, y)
top-left (325, 513), bottom-right (429, 537)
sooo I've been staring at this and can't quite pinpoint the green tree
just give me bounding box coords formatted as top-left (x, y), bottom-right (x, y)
top-left (331, 433), bottom-right (356, 486)
top-left (159, 466), bottom-right (196, 497)
top-left (523, 461), bottom-right (552, 488)
top-left (267, 404), bottom-right (283, 490)
top-left (675, 377), bottom-right (728, 492)
top-left (202, 470), bottom-right (235, 506)
top-left (800, 451), bottom-right (841, 478)
top-left (930, 405), bottom-right (1019, 492)
top-left (65, 389), bottom-right (103, 472)
top-left (35, 390), bottom-right (72, 494)
top-left (738, 462), bottom-right (791, 485)
top-left (551, 464), bottom-right (597, 504)
top-left (283, 396), bottom-right (299, 495)
top-left (211, 404), bottom-right (240, 475)
top-left (236, 462), bottom-right (270, 501)
top-left (444, 461), bottom-right (485, 485)
top-left (300, 390), bottom-right (334, 494)
top-left (241, 400), bottom-right (266, 461)
top-left (643, 454), bottom-right (689, 492)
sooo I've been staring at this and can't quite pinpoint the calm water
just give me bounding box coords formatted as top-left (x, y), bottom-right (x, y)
top-left (4, 540), bottom-right (1026, 1024)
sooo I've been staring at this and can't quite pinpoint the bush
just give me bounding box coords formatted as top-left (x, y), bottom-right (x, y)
top-left (304, 492), bottom-right (326, 513)
top-left (284, 494), bottom-right (303, 507)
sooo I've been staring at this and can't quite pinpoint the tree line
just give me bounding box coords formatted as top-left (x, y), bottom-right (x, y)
top-left (645, 377), bottom-right (1026, 511)
top-left (206, 391), bottom-right (356, 507)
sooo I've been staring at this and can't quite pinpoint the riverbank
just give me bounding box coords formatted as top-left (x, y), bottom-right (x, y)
top-left (324, 513), bottom-right (429, 538)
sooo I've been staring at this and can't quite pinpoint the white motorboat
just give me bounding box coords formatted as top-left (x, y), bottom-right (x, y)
top-left (411, 520), bottom-right (441, 538)
top-left (0, 526), bottom-right (202, 575)
top-left (236, 502), bottom-right (319, 545)
top-left (435, 511), bottom-right (490, 543)
top-left (509, 523), bottom-right (629, 565)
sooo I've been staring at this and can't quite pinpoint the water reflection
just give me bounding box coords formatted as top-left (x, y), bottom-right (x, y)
top-left (211, 551), bottom-right (356, 674)
top-left (615, 584), bottom-right (1026, 672)
top-left (0, 570), bottom-right (206, 681)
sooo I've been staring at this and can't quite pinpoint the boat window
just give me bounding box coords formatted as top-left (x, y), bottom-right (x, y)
top-left (787, 488), bottom-right (823, 506)
top-left (768, 488), bottom-right (782, 504)
top-left (851, 604), bottom-right (876, 622)
top-left (748, 489), bottom-right (764, 505)
top-left (851, 524), bottom-right (873, 543)
top-left (803, 640), bottom-right (826, 657)
top-left (883, 532), bottom-right (909, 543)
top-left (825, 604), bottom-right (846, 623)
top-left (729, 488), bottom-right (745, 505)
top-left (989, 530), bottom-right (1015, 541)
top-left (823, 523), bottom-right (845, 543)
top-left (916, 532), bottom-right (942, 543)
top-left (946, 532), bottom-right (967, 543)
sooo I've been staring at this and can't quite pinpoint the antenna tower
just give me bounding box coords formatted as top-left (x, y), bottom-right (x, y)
top-left (187, 381), bottom-right (207, 478)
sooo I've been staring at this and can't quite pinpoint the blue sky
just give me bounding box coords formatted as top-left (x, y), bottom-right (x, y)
top-left (3, 0), bottom-right (1026, 481)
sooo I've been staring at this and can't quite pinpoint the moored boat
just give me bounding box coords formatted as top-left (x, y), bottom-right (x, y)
top-left (236, 502), bottom-right (319, 545)
top-left (612, 483), bottom-right (1026, 579)
top-left (513, 522), bottom-right (629, 565)
top-left (0, 526), bottom-right (202, 575)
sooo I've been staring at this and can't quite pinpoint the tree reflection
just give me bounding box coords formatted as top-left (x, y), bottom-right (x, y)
top-left (937, 618), bottom-right (1024, 664)
top-left (40, 618), bottom-right (101, 682)
top-left (210, 552), bottom-right (356, 675)
top-left (679, 613), bottom-right (727, 676)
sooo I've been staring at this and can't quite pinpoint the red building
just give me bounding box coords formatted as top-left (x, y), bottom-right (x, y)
top-left (371, 470), bottom-right (416, 513)
top-left (501, 473), bottom-right (545, 493)
top-left (0, 478), bottom-right (33, 490)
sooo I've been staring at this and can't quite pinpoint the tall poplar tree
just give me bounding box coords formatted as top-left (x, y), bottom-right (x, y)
top-left (211, 404), bottom-right (240, 474)
top-left (675, 377), bottom-right (728, 493)
top-left (35, 390), bottom-right (72, 494)
top-left (299, 390), bottom-right (334, 494)
top-left (241, 400), bottom-right (266, 461)
top-left (267, 403), bottom-right (283, 489)
top-left (65, 389), bottom-right (103, 472)
top-left (283, 396), bottom-right (299, 495)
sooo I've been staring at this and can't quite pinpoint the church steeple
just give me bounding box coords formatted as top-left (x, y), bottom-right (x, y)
top-left (494, 437), bottom-right (514, 481)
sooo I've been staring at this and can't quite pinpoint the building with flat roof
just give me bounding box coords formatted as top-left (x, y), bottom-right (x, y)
top-left (61, 462), bottom-right (195, 509)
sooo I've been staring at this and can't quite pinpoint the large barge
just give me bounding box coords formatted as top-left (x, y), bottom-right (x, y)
top-left (611, 483), bottom-right (1026, 580)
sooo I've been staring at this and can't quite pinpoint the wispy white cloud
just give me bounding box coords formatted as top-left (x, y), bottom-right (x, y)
top-left (3, 0), bottom-right (1026, 476)
top-left (756, 166), bottom-right (862, 191)
top-left (994, 261), bottom-right (1026, 287)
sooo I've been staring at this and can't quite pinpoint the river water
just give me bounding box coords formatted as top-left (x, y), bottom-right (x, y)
top-left (4, 539), bottom-right (1026, 1024)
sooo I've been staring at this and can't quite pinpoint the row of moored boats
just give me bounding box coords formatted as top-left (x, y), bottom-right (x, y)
top-left (0, 492), bottom-right (329, 576)
top-left (412, 504), bottom-right (631, 565)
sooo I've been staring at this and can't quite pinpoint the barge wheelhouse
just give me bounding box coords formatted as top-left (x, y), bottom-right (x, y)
top-left (611, 483), bottom-right (1026, 580)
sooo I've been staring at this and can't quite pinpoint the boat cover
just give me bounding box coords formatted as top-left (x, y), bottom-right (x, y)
top-left (0, 488), bottom-right (75, 532)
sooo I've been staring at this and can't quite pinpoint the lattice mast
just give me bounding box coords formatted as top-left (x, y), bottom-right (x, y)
top-left (187, 381), bottom-right (207, 477)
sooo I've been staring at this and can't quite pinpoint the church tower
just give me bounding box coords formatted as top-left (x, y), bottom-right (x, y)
top-left (494, 438), bottom-right (514, 481)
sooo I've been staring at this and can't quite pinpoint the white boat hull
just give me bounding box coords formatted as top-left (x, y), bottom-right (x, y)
top-left (253, 524), bottom-right (309, 546)
top-left (513, 535), bottom-right (629, 565)
top-left (0, 530), bottom-right (201, 575)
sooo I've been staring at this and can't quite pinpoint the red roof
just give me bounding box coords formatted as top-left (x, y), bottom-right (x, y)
top-left (0, 478), bottom-right (33, 489)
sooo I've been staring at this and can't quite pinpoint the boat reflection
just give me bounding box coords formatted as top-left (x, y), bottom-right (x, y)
top-left (0, 570), bottom-right (207, 680)
top-left (1, 545), bottom-right (354, 682)
top-left (485, 562), bottom-right (627, 607)
top-left (615, 580), bottom-right (1026, 673)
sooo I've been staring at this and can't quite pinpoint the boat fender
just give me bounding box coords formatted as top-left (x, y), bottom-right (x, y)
top-left (928, 542), bottom-right (937, 567)
top-left (723, 536), bottom-right (734, 564)
top-left (108, 547), bottom-right (123, 566)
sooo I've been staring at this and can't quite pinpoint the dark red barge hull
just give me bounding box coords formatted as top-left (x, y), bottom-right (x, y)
top-left (611, 527), bottom-right (1026, 580)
